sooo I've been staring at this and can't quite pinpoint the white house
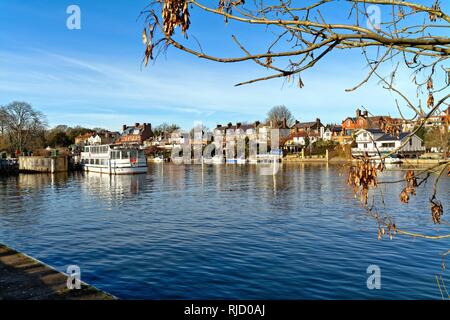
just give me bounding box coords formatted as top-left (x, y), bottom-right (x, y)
top-left (322, 128), bottom-right (332, 141)
top-left (87, 132), bottom-right (118, 145)
top-left (87, 135), bottom-right (102, 145)
top-left (352, 129), bottom-right (425, 157)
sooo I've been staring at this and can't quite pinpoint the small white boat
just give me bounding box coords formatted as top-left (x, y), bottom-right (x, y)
top-left (237, 158), bottom-right (247, 164)
top-left (81, 144), bottom-right (147, 175)
top-left (151, 156), bottom-right (164, 163)
top-left (372, 155), bottom-right (403, 165)
top-left (226, 158), bottom-right (238, 164)
top-left (211, 155), bottom-right (224, 164)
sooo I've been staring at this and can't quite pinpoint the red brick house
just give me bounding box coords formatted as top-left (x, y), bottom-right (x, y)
top-left (116, 123), bottom-right (153, 145)
top-left (342, 109), bottom-right (400, 135)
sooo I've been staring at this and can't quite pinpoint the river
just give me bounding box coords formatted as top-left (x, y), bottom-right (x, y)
top-left (0, 163), bottom-right (448, 299)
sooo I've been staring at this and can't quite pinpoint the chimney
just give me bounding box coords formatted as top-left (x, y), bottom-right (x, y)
top-left (216, 124), bottom-right (222, 129)
top-left (227, 122), bottom-right (232, 128)
top-left (135, 123), bottom-right (140, 127)
top-left (363, 110), bottom-right (368, 117)
top-left (356, 108), bottom-right (361, 117)
top-left (255, 121), bottom-right (260, 128)
top-left (236, 122), bottom-right (242, 129)
top-left (122, 125), bottom-right (127, 131)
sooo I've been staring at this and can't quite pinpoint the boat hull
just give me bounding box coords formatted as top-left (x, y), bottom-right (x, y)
top-left (84, 165), bottom-right (147, 175)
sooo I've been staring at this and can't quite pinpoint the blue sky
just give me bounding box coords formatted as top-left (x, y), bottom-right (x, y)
top-left (0, 0), bottom-right (446, 130)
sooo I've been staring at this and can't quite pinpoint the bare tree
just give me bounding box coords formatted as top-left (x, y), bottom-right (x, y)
top-left (267, 105), bottom-right (295, 127)
top-left (2, 101), bottom-right (47, 153)
top-left (0, 106), bottom-right (7, 151)
top-left (141, 0), bottom-right (450, 266)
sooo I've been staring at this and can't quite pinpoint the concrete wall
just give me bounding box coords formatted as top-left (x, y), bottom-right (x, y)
top-left (19, 156), bottom-right (68, 173)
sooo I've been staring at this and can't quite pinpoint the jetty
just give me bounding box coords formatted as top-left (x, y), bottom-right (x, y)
top-left (0, 244), bottom-right (115, 300)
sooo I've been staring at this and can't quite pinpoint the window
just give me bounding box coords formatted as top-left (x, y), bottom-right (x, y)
top-left (363, 143), bottom-right (367, 148)
top-left (381, 143), bottom-right (395, 148)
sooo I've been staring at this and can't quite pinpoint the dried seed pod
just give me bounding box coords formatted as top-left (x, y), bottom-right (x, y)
top-left (265, 54), bottom-right (273, 67)
top-left (427, 93), bottom-right (434, 108)
top-left (427, 78), bottom-right (433, 90)
top-left (400, 188), bottom-right (410, 203)
top-left (405, 170), bottom-right (417, 188)
top-left (162, 0), bottom-right (190, 37)
top-left (431, 199), bottom-right (443, 224)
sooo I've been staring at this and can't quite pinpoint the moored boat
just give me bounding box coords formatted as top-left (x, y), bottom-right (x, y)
top-left (151, 156), bottom-right (164, 163)
top-left (81, 144), bottom-right (147, 175)
top-left (372, 155), bottom-right (403, 165)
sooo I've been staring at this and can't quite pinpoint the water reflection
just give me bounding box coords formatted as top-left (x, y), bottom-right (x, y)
top-left (81, 172), bottom-right (147, 202)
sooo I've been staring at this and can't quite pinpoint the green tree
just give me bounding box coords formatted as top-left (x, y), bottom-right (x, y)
top-left (66, 126), bottom-right (92, 144)
top-left (424, 127), bottom-right (449, 151)
top-left (46, 127), bottom-right (72, 147)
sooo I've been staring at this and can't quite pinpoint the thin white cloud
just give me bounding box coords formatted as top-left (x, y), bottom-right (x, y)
top-left (0, 47), bottom-right (428, 129)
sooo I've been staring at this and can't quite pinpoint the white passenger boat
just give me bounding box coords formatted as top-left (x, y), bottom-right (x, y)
top-left (81, 144), bottom-right (147, 175)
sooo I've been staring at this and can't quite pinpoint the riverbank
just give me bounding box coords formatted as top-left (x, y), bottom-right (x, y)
top-left (282, 156), bottom-right (446, 166)
top-left (0, 244), bottom-right (115, 300)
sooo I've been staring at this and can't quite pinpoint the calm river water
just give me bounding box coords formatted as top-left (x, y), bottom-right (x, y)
top-left (0, 163), bottom-right (449, 299)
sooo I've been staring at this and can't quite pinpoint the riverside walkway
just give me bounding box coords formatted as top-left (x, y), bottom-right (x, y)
top-left (0, 244), bottom-right (115, 300)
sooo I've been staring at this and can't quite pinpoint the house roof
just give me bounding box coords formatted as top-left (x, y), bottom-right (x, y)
top-left (359, 129), bottom-right (417, 142)
top-left (291, 131), bottom-right (308, 138)
top-left (291, 119), bottom-right (323, 129)
top-left (343, 117), bottom-right (357, 123)
top-left (75, 132), bottom-right (95, 140)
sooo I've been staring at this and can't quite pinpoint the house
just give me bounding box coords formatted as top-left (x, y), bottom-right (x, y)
top-left (291, 118), bottom-right (324, 136)
top-left (322, 125), bottom-right (343, 141)
top-left (342, 108), bottom-right (402, 135)
top-left (116, 123), bottom-right (153, 145)
top-left (214, 121), bottom-right (267, 143)
top-left (421, 107), bottom-right (450, 128)
top-left (352, 129), bottom-right (425, 157)
top-left (74, 132), bottom-right (95, 146)
top-left (284, 130), bottom-right (321, 153)
top-left (87, 131), bottom-right (119, 145)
